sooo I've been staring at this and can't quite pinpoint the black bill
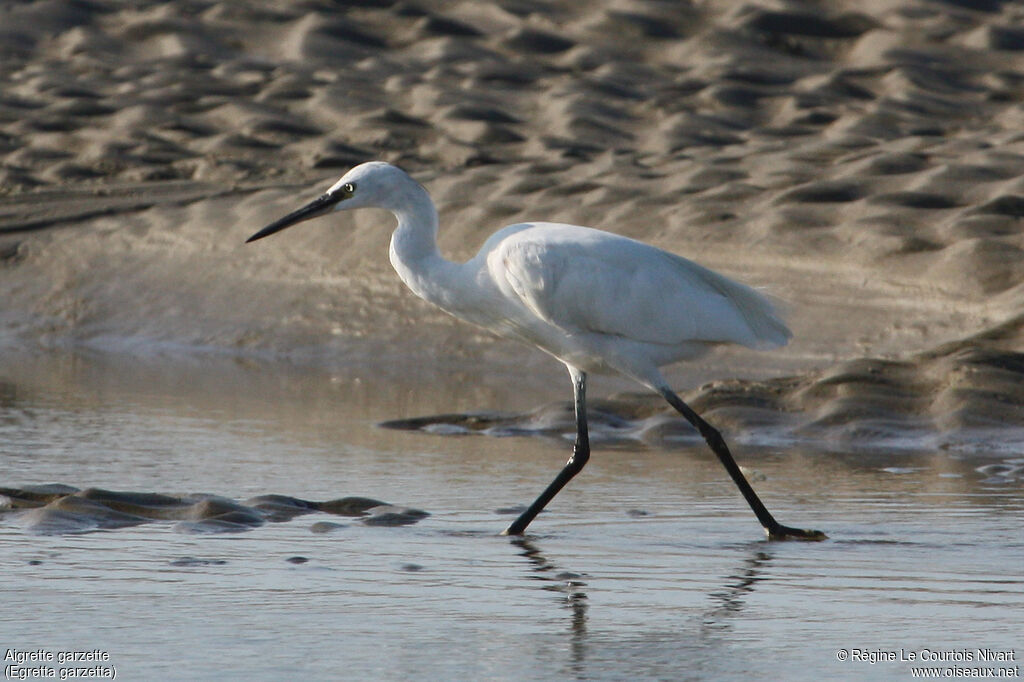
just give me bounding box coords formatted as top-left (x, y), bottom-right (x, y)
top-left (246, 192), bottom-right (344, 243)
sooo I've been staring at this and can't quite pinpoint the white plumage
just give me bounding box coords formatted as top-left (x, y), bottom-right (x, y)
top-left (247, 161), bottom-right (824, 541)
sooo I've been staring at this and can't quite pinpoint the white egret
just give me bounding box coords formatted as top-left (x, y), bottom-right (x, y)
top-left (247, 161), bottom-right (825, 540)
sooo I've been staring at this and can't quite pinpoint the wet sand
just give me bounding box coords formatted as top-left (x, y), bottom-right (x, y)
top-left (2, 1), bottom-right (1024, 679)
top-left (0, 485), bottom-right (428, 535)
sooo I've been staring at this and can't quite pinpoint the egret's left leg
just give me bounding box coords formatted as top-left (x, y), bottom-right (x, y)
top-left (503, 367), bottom-right (590, 535)
top-left (658, 386), bottom-right (826, 541)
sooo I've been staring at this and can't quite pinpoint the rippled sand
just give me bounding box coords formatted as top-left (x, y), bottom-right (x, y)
top-left (385, 319), bottom-right (1024, 454)
top-left (2, 1), bottom-right (1024, 450)
top-left (0, 485), bottom-right (427, 535)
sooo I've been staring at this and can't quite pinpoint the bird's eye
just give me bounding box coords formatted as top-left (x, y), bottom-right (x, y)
top-left (342, 182), bottom-right (356, 194)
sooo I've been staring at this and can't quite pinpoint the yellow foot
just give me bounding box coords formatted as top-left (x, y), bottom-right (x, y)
top-left (767, 524), bottom-right (828, 541)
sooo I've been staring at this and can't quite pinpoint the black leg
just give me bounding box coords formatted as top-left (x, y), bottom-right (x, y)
top-left (503, 368), bottom-right (590, 535)
top-left (659, 387), bottom-right (826, 541)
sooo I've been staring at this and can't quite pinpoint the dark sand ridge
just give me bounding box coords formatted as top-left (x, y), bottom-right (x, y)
top-left (3, 1), bottom-right (1024, 448)
top-left (0, 484), bottom-right (428, 535)
top-left (385, 312), bottom-right (1024, 454)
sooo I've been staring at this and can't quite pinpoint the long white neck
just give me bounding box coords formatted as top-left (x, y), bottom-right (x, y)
top-left (387, 184), bottom-right (460, 310)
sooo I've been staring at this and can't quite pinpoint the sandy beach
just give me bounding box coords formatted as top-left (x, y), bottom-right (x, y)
top-left (3, 0), bottom-right (1024, 448)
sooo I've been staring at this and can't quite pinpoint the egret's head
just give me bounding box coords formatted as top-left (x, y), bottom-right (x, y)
top-left (245, 161), bottom-right (419, 243)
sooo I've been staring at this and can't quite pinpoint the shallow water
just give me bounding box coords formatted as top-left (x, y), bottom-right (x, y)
top-left (1, 351), bottom-right (1021, 681)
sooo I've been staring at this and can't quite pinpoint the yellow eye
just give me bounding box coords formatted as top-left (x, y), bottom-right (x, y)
top-left (342, 182), bottom-right (356, 194)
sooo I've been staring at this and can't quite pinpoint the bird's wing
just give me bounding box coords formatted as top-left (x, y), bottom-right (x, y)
top-left (493, 224), bottom-right (790, 349)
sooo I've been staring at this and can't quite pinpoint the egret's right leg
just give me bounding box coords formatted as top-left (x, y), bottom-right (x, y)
top-left (657, 385), bottom-right (826, 541)
top-left (502, 367), bottom-right (590, 536)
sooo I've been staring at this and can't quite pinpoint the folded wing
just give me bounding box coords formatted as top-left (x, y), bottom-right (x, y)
top-left (494, 224), bottom-right (790, 351)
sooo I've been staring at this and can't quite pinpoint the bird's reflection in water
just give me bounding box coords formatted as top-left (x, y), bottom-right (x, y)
top-left (702, 545), bottom-right (774, 634)
top-left (509, 536), bottom-right (776, 675)
top-left (509, 537), bottom-right (589, 672)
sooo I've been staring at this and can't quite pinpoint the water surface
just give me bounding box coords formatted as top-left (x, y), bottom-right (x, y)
top-left (1, 351), bottom-right (1021, 680)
